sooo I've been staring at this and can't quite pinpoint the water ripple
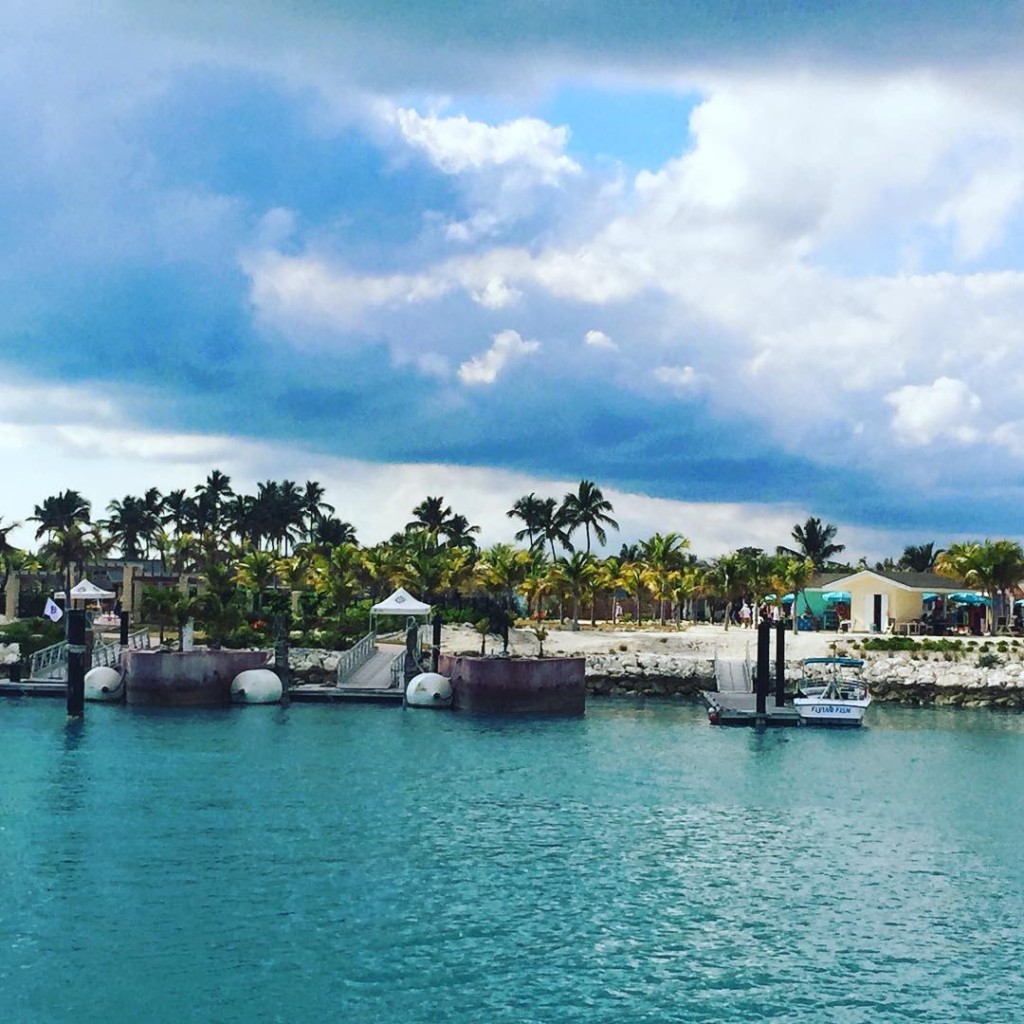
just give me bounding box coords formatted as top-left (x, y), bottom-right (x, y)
top-left (1, 700), bottom-right (1023, 1021)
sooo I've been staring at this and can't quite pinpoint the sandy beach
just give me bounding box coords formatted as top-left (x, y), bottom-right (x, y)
top-left (440, 621), bottom-right (849, 662)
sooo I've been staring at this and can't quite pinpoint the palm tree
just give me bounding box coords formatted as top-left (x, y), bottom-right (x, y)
top-left (936, 540), bottom-right (1024, 632)
top-left (140, 586), bottom-right (178, 645)
top-left (899, 543), bottom-right (938, 572)
top-left (395, 531), bottom-right (448, 601)
top-left (536, 497), bottom-right (575, 560)
top-left (102, 496), bottom-right (149, 560)
top-left (705, 553), bottom-right (748, 630)
top-left (443, 513), bottom-right (481, 550)
top-left (234, 549), bottom-right (279, 612)
top-left (476, 543), bottom-right (531, 614)
top-left (594, 556), bottom-right (627, 625)
top-left (621, 559), bottom-right (655, 625)
top-left (778, 517), bottom-right (845, 570)
top-left (506, 493), bottom-right (548, 552)
top-left (31, 489), bottom-right (91, 541)
top-left (39, 523), bottom-right (108, 611)
top-left (772, 557), bottom-right (816, 634)
top-left (406, 496), bottom-right (454, 549)
top-left (161, 488), bottom-right (197, 539)
top-left (557, 552), bottom-right (598, 630)
top-left (561, 479), bottom-right (619, 554)
top-left (301, 480), bottom-right (335, 543)
top-left (307, 516), bottom-right (358, 551)
top-left (194, 470), bottom-right (233, 536)
top-left (0, 518), bottom-right (23, 604)
top-left (640, 532), bottom-right (691, 624)
top-left (310, 543), bottom-right (363, 617)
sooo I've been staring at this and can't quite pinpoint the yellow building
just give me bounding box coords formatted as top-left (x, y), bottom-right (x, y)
top-left (820, 569), bottom-right (964, 633)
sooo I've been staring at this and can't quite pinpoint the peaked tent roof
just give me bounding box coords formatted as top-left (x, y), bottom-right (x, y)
top-left (371, 587), bottom-right (432, 617)
top-left (69, 578), bottom-right (116, 600)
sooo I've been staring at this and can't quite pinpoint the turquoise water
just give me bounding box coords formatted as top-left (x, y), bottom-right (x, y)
top-left (3, 699), bottom-right (1024, 1023)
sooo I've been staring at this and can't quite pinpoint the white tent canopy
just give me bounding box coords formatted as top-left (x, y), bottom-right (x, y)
top-left (55, 578), bottom-right (116, 603)
top-left (371, 588), bottom-right (432, 618)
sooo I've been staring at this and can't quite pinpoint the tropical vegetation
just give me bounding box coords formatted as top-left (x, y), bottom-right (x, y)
top-left (3, 471), bottom-right (1024, 650)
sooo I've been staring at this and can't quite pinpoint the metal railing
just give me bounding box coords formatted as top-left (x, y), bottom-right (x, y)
top-left (30, 640), bottom-right (68, 680)
top-left (337, 631), bottom-right (377, 684)
top-left (92, 628), bottom-right (152, 668)
top-left (389, 650), bottom-right (406, 689)
top-left (30, 628), bottom-right (154, 679)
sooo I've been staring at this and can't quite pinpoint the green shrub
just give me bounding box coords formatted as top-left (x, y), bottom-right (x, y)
top-left (0, 617), bottom-right (65, 663)
top-left (977, 652), bottom-right (1002, 669)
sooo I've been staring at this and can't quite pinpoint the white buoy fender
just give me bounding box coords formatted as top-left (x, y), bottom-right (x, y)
top-left (405, 672), bottom-right (453, 708)
top-left (84, 665), bottom-right (125, 702)
top-left (231, 668), bottom-right (283, 704)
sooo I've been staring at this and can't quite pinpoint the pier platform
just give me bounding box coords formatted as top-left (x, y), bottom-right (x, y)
top-left (289, 684), bottom-right (404, 704)
top-left (707, 653), bottom-right (801, 726)
top-left (702, 689), bottom-right (801, 726)
top-left (0, 680), bottom-right (66, 698)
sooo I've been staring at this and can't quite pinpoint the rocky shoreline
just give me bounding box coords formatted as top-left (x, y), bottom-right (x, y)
top-left (584, 649), bottom-right (1024, 709)
top-left (287, 646), bottom-right (1024, 709)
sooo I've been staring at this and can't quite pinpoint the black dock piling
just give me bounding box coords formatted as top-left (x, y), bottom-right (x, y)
top-left (119, 610), bottom-right (130, 646)
top-left (755, 619), bottom-right (770, 719)
top-left (273, 613), bottom-right (290, 705)
top-left (66, 609), bottom-right (86, 718)
top-left (431, 614), bottom-right (442, 674)
top-left (775, 622), bottom-right (787, 707)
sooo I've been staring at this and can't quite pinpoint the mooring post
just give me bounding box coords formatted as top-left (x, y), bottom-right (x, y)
top-left (755, 619), bottom-right (770, 720)
top-left (431, 613), bottom-right (442, 674)
top-left (119, 610), bottom-right (130, 646)
top-left (66, 609), bottom-right (86, 718)
top-left (273, 612), bottom-right (290, 705)
top-left (774, 621), bottom-right (787, 707)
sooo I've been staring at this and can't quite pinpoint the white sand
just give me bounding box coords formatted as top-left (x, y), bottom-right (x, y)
top-left (440, 621), bottom-right (853, 661)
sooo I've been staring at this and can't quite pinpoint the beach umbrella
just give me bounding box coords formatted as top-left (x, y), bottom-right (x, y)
top-left (821, 591), bottom-right (850, 604)
top-left (949, 592), bottom-right (990, 605)
top-left (781, 593), bottom-right (795, 604)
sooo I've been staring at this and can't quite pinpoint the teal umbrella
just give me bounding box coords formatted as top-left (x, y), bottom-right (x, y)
top-left (821, 591), bottom-right (850, 604)
top-left (949, 592), bottom-right (989, 605)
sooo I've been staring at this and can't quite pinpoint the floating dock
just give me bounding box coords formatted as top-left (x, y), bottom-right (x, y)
top-left (289, 684), bottom-right (403, 704)
top-left (0, 679), bottom-right (65, 698)
top-left (706, 651), bottom-right (801, 727)
top-left (702, 688), bottom-right (801, 726)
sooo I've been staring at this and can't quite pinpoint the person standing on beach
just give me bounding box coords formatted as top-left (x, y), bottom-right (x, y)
top-left (739, 602), bottom-right (752, 628)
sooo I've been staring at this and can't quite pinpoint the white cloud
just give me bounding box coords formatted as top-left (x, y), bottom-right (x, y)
top-left (885, 376), bottom-right (982, 446)
top-left (584, 329), bottom-right (617, 349)
top-left (389, 106), bottom-right (580, 183)
top-left (654, 364), bottom-right (701, 392)
top-left (457, 329), bottom-right (540, 386)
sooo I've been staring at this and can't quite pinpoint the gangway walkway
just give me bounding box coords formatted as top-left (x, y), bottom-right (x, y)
top-left (705, 644), bottom-right (800, 726)
top-left (714, 657), bottom-right (751, 693)
top-left (290, 643), bottom-right (407, 704)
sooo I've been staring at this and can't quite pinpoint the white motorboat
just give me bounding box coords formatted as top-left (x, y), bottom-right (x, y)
top-left (793, 657), bottom-right (871, 726)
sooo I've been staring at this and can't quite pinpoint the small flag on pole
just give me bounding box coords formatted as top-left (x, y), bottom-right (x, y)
top-left (43, 597), bottom-right (63, 622)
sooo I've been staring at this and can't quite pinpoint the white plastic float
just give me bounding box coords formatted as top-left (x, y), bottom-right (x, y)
top-left (231, 668), bottom-right (283, 704)
top-left (405, 671), bottom-right (453, 708)
top-left (84, 665), bottom-right (125, 702)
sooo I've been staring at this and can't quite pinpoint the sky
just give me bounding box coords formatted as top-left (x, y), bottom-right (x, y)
top-left (6, 1), bottom-right (1024, 562)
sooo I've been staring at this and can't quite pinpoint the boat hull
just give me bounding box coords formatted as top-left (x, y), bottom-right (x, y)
top-left (793, 698), bottom-right (870, 725)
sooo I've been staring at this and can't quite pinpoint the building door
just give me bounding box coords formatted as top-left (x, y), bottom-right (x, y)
top-left (865, 593), bottom-right (888, 631)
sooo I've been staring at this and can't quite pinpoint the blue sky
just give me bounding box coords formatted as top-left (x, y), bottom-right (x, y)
top-left (5, 1), bottom-right (1024, 560)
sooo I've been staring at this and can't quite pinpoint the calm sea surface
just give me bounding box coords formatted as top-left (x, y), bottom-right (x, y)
top-left (2, 698), bottom-right (1023, 1023)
